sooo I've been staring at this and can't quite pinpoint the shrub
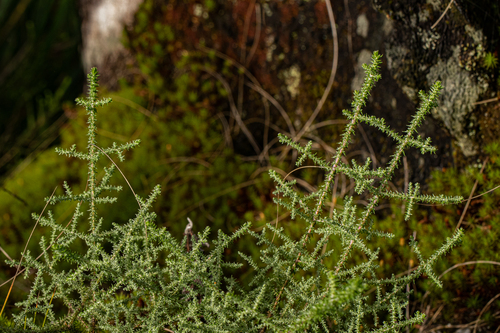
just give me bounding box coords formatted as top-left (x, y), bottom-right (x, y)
top-left (0, 52), bottom-right (463, 332)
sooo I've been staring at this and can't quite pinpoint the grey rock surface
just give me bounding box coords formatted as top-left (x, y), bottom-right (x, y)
top-left (373, 0), bottom-right (496, 158)
top-left (80, 0), bottom-right (143, 89)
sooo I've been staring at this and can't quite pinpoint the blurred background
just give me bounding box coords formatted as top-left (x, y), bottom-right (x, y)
top-left (1, 0), bottom-right (500, 330)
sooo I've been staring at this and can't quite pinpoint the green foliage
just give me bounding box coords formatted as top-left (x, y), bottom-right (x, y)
top-left (0, 75), bottom-right (276, 306)
top-left (480, 50), bottom-right (500, 88)
top-left (482, 52), bottom-right (498, 70)
top-left (1, 2), bottom-right (301, 306)
top-left (417, 141), bottom-right (500, 325)
top-left (359, 139), bottom-right (500, 328)
top-left (1, 53), bottom-right (465, 331)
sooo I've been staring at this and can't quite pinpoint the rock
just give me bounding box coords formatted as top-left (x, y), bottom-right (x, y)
top-left (373, 0), bottom-right (497, 158)
top-left (79, 0), bottom-right (143, 89)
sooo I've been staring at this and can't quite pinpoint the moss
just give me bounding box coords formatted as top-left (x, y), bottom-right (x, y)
top-left (365, 139), bottom-right (500, 328)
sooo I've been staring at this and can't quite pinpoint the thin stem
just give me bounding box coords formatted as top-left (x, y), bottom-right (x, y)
top-left (0, 187), bottom-right (57, 319)
top-left (455, 157), bottom-right (488, 232)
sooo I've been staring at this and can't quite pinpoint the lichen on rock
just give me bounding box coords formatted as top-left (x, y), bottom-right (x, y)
top-left (426, 46), bottom-right (488, 156)
top-left (282, 65), bottom-right (301, 99)
top-left (351, 49), bottom-right (373, 92)
top-left (373, 0), bottom-right (497, 158)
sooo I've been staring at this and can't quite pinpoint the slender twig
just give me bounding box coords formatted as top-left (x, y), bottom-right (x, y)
top-left (251, 212), bottom-right (290, 232)
top-left (240, 0), bottom-right (256, 68)
top-left (322, 174), bottom-right (339, 258)
top-left (250, 166), bottom-right (321, 192)
top-left (308, 119), bottom-right (349, 131)
top-left (32, 291), bottom-right (40, 325)
top-left (426, 318), bottom-right (489, 332)
top-left (174, 179), bottom-right (263, 220)
top-left (237, 0), bottom-right (256, 137)
top-left (0, 187), bottom-right (57, 318)
top-left (42, 287), bottom-right (56, 327)
top-left (196, 45), bottom-right (295, 138)
top-left (110, 95), bottom-right (156, 119)
top-left (425, 303), bottom-right (445, 329)
top-left (343, 0), bottom-right (353, 62)
top-left (0, 185), bottom-right (88, 291)
top-left (473, 293), bottom-right (500, 333)
top-left (201, 67), bottom-right (261, 155)
top-left (216, 112), bottom-right (233, 149)
top-left (269, 165), bottom-right (326, 243)
top-left (418, 305), bottom-right (431, 333)
top-left (358, 123), bottom-right (379, 168)
top-left (465, 184), bottom-right (500, 201)
top-left (159, 156), bottom-right (212, 168)
top-left (90, 144), bottom-right (147, 239)
top-left (0, 186), bottom-right (28, 207)
top-left (243, 117), bottom-right (289, 136)
top-left (284, 0), bottom-right (339, 151)
top-left (246, 81), bottom-right (295, 139)
top-left (402, 155), bottom-right (409, 214)
top-left (419, 260), bottom-right (500, 312)
top-left (261, 86), bottom-right (271, 163)
top-left (0, 246), bottom-right (12, 261)
top-left (431, 0), bottom-right (455, 30)
top-left (246, 3), bottom-right (261, 67)
top-left (238, 0), bottom-right (256, 113)
top-left (438, 260), bottom-right (500, 280)
top-left (6, 114), bottom-right (66, 179)
top-left (473, 96), bottom-right (499, 105)
top-left (455, 157), bottom-right (488, 232)
top-left (406, 230), bottom-right (416, 333)
top-left (255, 136), bottom-right (281, 163)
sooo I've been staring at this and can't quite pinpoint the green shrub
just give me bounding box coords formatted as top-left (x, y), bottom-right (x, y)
top-left (1, 53), bottom-right (464, 331)
top-left (334, 136), bottom-right (500, 328)
top-left (0, 80), bottom-right (277, 307)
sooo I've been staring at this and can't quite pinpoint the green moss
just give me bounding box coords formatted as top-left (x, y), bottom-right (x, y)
top-left (361, 138), bottom-right (500, 327)
top-left (483, 51), bottom-right (499, 70)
